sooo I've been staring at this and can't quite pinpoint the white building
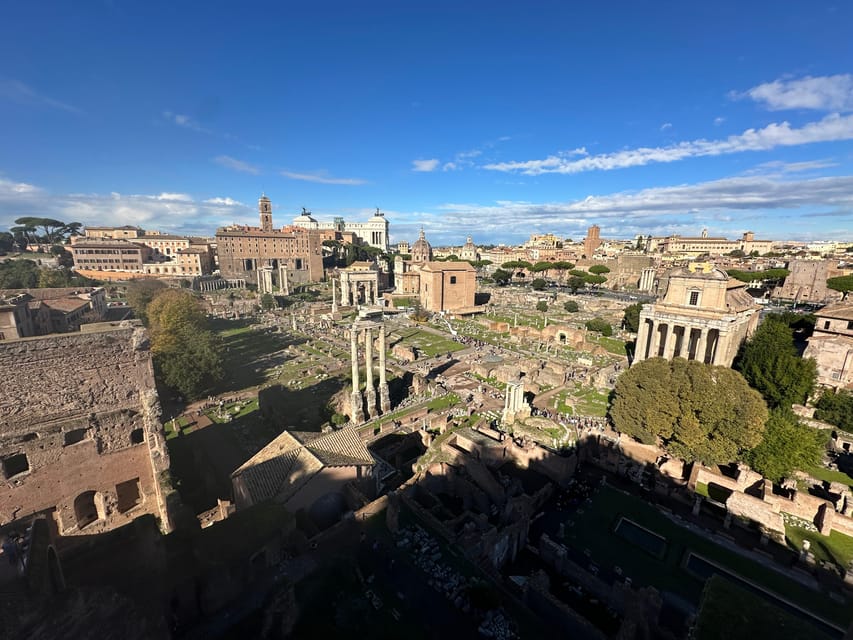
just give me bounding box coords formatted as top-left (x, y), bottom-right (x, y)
top-left (291, 208), bottom-right (390, 252)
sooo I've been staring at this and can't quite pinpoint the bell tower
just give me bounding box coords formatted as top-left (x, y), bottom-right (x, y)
top-left (259, 194), bottom-right (273, 232)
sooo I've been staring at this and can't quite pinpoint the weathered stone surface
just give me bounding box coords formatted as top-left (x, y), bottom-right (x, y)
top-left (0, 321), bottom-right (172, 535)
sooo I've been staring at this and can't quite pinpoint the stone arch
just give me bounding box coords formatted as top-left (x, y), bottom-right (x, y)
top-left (555, 331), bottom-right (568, 344)
top-left (73, 490), bottom-right (104, 529)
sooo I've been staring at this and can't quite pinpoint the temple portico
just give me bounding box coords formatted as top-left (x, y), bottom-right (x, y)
top-left (632, 263), bottom-right (759, 368)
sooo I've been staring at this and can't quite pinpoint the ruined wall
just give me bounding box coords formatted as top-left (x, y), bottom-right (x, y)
top-left (0, 322), bottom-right (172, 535)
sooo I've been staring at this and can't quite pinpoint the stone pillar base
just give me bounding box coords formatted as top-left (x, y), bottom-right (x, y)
top-left (379, 384), bottom-right (391, 414)
top-left (351, 391), bottom-right (365, 424)
top-left (365, 388), bottom-right (378, 420)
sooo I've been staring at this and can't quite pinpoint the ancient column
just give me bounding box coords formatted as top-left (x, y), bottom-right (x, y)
top-left (373, 278), bottom-right (380, 305)
top-left (695, 328), bottom-right (709, 363)
top-left (331, 278), bottom-right (338, 314)
top-left (378, 324), bottom-right (391, 413)
top-left (650, 321), bottom-right (663, 358)
top-left (279, 265), bottom-right (289, 296)
top-left (663, 324), bottom-right (677, 359)
top-left (364, 327), bottom-right (377, 418)
top-left (634, 319), bottom-right (649, 363)
top-left (350, 325), bottom-right (364, 423)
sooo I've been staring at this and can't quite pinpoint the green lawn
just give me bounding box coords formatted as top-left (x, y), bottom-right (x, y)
top-left (589, 335), bottom-right (628, 356)
top-left (393, 328), bottom-right (465, 357)
top-left (785, 524), bottom-right (853, 571)
top-left (803, 464), bottom-right (853, 488)
top-left (426, 393), bottom-right (460, 412)
top-left (695, 482), bottom-right (733, 503)
top-left (572, 386), bottom-right (609, 417)
top-left (562, 486), bottom-right (850, 627)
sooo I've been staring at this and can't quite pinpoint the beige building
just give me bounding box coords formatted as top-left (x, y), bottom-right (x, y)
top-left (774, 259), bottom-right (843, 303)
top-left (0, 287), bottom-right (107, 340)
top-left (69, 238), bottom-right (151, 272)
top-left (644, 230), bottom-right (773, 257)
top-left (804, 303), bottom-right (853, 389)
top-left (583, 225), bottom-right (602, 259)
top-left (634, 263), bottom-right (759, 367)
top-left (216, 195), bottom-right (325, 287)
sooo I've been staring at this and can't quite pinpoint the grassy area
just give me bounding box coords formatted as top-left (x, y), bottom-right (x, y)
top-left (562, 486), bottom-right (850, 627)
top-left (694, 575), bottom-right (834, 640)
top-left (211, 317), bottom-right (298, 392)
top-left (589, 335), bottom-right (628, 356)
top-left (393, 328), bottom-right (465, 357)
top-left (785, 524), bottom-right (853, 571)
top-left (803, 464), bottom-right (853, 488)
top-left (695, 482), bottom-right (733, 503)
top-left (205, 398), bottom-right (259, 423)
top-left (572, 386), bottom-right (609, 417)
top-left (426, 392), bottom-right (460, 412)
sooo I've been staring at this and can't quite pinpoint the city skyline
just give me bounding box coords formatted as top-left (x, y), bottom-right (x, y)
top-left (2, 2), bottom-right (853, 245)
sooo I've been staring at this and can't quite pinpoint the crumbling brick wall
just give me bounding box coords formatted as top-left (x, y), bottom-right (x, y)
top-left (0, 321), bottom-right (172, 537)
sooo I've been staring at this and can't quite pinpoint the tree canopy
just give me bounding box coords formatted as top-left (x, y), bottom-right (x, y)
top-left (827, 275), bottom-right (853, 297)
top-left (814, 389), bottom-right (853, 432)
top-left (563, 300), bottom-right (579, 313)
top-left (585, 318), bottom-right (612, 336)
top-left (567, 276), bottom-right (586, 293)
top-left (588, 264), bottom-right (611, 275)
top-left (622, 303), bottom-right (644, 333)
top-left (536, 300), bottom-right (548, 312)
top-left (531, 278), bottom-right (547, 290)
top-left (734, 318), bottom-right (817, 409)
top-left (726, 268), bottom-right (790, 283)
top-left (147, 289), bottom-right (223, 399)
top-left (746, 410), bottom-right (826, 483)
top-left (125, 279), bottom-right (169, 323)
top-left (501, 260), bottom-right (532, 270)
top-left (491, 268), bottom-right (512, 285)
top-left (609, 358), bottom-right (768, 465)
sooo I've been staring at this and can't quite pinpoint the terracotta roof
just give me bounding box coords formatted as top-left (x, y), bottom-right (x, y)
top-left (816, 303), bottom-right (853, 321)
top-left (231, 426), bottom-right (373, 505)
top-left (420, 261), bottom-right (476, 272)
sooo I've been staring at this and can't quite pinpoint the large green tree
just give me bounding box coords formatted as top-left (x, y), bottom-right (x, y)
top-left (588, 264), bottom-right (611, 275)
top-left (734, 318), bottom-right (817, 409)
top-left (610, 358), bottom-right (768, 465)
top-left (622, 303), bottom-right (644, 333)
top-left (585, 318), bottom-right (612, 336)
top-left (125, 279), bottom-right (168, 323)
top-left (746, 410), bottom-right (826, 483)
top-left (531, 278), bottom-right (547, 291)
top-left (491, 268), bottom-right (512, 285)
top-left (147, 289), bottom-right (223, 399)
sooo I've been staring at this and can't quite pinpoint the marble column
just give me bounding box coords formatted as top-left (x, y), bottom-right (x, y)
top-left (350, 326), bottom-right (364, 423)
top-left (364, 327), bottom-right (377, 418)
top-left (663, 324), bottom-right (677, 359)
top-left (378, 324), bottom-right (390, 413)
top-left (331, 278), bottom-right (338, 314)
top-left (650, 321), bottom-right (663, 358)
top-left (696, 328), bottom-right (709, 363)
top-left (634, 319), bottom-right (650, 362)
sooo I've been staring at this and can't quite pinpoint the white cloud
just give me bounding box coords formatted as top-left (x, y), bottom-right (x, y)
top-left (412, 158), bottom-right (440, 172)
top-left (162, 110), bottom-right (212, 134)
top-left (660, 122), bottom-right (673, 131)
top-left (484, 113), bottom-right (853, 175)
top-left (212, 155), bottom-right (260, 175)
top-left (442, 162), bottom-right (457, 171)
top-left (714, 116), bottom-right (726, 126)
top-left (204, 197), bottom-right (244, 206)
top-left (0, 79), bottom-right (81, 114)
top-left (0, 178), bottom-right (256, 236)
top-left (749, 159), bottom-right (838, 174)
top-left (734, 74), bottom-right (853, 112)
top-left (280, 170), bottom-right (367, 185)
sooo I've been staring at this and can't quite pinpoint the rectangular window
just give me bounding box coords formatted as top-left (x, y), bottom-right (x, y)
top-left (450, 276), bottom-right (457, 284)
top-left (825, 321), bottom-right (831, 330)
top-left (689, 291), bottom-right (699, 306)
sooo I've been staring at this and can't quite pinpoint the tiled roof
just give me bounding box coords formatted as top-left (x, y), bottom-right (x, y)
top-left (816, 303), bottom-right (853, 321)
top-left (231, 427), bottom-right (373, 505)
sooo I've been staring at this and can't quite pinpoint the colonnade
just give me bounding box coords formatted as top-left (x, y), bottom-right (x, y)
top-left (350, 321), bottom-right (390, 423)
top-left (634, 319), bottom-right (723, 365)
top-left (340, 273), bottom-right (380, 307)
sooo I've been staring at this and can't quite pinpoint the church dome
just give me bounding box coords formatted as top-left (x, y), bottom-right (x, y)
top-left (411, 228), bottom-right (433, 262)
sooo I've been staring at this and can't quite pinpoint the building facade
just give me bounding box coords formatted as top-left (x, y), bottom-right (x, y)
top-left (216, 195), bottom-right (324, 286)
top-left (804, 303), bottom-right (853, 390)
top-left (291, 207), bottom-right (390, 252)
top-left (633, 264), bottom-right (759, 367)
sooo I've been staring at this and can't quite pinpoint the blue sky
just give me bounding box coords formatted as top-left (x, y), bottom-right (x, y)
top-left (1, 1), bottom-right (852, 246)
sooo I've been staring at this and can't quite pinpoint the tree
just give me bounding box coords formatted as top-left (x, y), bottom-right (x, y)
top-left (147, 289), bottom-right (223, 399)
top-left (0, 232), bottom-right (13, 253)
top-left (585, 318), bottom-right (612, 336)
top-left (260, 293), bottom-right (276, 310)
top-left (530, 261), bottom-right (554, 273)
top-left (536, 301), bottom-right (548, 312)
top-left (734, 318), bottom-right (817, 409)
top-left (584, 274), bottom-right (607, 286)
top-left (531, 278), bottom-right (547, 291)
top-left (727, 268), bottom-right (789, 283)
top-left (827, 275), bottom-right (853, 299)
top-left (609, 358), bottom-right (768, 465)
top-left (588, 264), bottom-right (610, 275)
top-left (622, 303), bottom-right (644, 333)
top-left (746, 410), bottom-right (826, 483)
top-left (491, 268), bottom-right (512, 285)
top-left (814, 389), bottom-right (853, 432)
top-left (567, 276), bottom-right (586, 293)
top-left (563, 300), bottom-right (579, 313)
top-left (50, 245), bottom-right (74, 268)
top-left (0, 259), bottom-right (40, 288)
top-left (125, 279), bottom-right (168, 323)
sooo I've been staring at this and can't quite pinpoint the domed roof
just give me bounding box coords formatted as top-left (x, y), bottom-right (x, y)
top-left (411, 228), bottom-right (432, 262)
